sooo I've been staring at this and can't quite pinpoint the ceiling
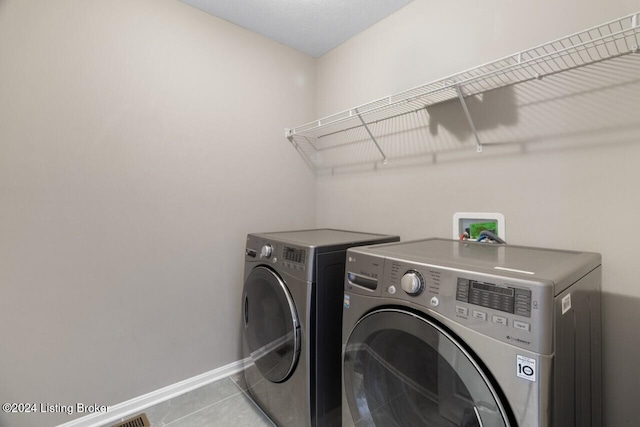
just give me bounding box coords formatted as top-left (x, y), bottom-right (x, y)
top-left (179, 0), bottom-right (414, 58)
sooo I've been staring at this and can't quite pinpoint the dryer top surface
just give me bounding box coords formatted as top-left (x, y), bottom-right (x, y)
top-left (252, 228), bottom-right (398, 250)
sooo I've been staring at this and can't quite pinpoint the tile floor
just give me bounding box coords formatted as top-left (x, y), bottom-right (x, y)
top-left (109, 372), bottom-right (275, 427)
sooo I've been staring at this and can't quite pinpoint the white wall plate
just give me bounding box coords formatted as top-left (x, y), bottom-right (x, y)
top-left (453, 212), bottom-right (506, 240)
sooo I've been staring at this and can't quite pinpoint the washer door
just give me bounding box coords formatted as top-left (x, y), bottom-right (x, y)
top-left (344, 308), bottom-right (511, 427)
top-left (243, 266), bottom-right (301, 383)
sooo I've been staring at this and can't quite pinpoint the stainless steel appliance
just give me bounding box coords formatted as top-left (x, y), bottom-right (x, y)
top-left (242, 229), bottom-right (399, 427)
top-left (342, 238), bottom-right (602, 427)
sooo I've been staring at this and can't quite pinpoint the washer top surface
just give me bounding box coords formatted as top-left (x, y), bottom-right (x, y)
top-left (254, 228), bottom-right (396, 249)
top-left (354, 238), bottom-right (600, 287)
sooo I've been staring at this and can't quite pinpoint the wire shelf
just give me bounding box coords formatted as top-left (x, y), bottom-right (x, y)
top-left (285, 12), bottom-right (640, 168)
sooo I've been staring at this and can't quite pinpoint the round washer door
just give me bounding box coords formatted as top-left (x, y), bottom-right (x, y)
top-left (243, 266), bottom-right (300, 383)
top-left (344, 308), bottom-right (511, 427)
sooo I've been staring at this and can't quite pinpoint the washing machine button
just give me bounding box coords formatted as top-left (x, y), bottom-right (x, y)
top-left (492, 315), bottom-right (508, 326)
top-left (387, 285), bottom-right (396, 295)
top-left (455, 306), bottom-right (469, 316)
top-left (430, 296), bottom-right (440, 307)
top-left (513, 320), bottom-right (531, 332)
top-left (472, 310), bottom-right (487, 321)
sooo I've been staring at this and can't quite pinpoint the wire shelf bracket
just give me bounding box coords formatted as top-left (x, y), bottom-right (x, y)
top-left (355, 110), bottom-right (388, 164)
top-left (455, 85), bottom-right (483, 153)
top-left (285, 11), bottom-right (640, 169)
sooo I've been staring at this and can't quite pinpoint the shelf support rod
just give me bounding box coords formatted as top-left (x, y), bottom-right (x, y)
top-left (355, 112), bottom-right (388, 164)
top-left (633, 14), bottom-right (639, 53)
top-left (455, 85), bottom-right (483, 153)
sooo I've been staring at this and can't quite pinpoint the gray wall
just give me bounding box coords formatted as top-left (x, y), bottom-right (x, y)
top-left (0, 1), bottom-right (316, 426)
top-left (2, 0), bottom-right (639, 426)
top-left (315, 0), bottom-right (640, 426)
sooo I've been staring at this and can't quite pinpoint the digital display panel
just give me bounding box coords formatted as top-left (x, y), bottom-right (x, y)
top-left (471, 281), bottom-right (514, 296)
top-left (457, 278), bottom-right (532, 317)
top-left (283, 246), bottom-right (306, 264)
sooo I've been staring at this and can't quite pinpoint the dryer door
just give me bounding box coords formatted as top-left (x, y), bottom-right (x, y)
top-left (344, 308), bottom-right (511, 427)
top-left (243, 266), bottom-right (301, 383)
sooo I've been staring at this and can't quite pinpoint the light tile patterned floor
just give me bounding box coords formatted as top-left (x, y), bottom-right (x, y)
top-left (105, 372), bottom-right (274, 427)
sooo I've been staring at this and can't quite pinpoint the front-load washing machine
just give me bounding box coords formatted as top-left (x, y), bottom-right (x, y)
top-left (242, 229), bottom-right (399, 427)
top-left (342, 238), bottom-right (602, 427)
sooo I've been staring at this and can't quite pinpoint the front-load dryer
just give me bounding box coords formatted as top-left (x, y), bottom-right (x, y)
top-left (242, 229), bottom-right (399, 427)
top-left (342, 238), bottom-right (602, 427)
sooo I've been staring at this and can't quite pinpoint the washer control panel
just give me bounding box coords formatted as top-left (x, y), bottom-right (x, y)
top-left (456, 278), bottom-right (532, 318)
top-left (345, 249), bottom-right (553, 354)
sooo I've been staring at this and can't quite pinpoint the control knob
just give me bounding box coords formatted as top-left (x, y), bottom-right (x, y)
top-left (401, 270), bottom-right (425, 296)
top-left (260, 244), bottom-right (273, 258)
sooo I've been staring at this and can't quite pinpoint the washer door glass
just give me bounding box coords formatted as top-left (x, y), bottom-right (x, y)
top-left (344, 309), bottom-right (510, 427)
top-left (243, 266), bottom-right (300, 383)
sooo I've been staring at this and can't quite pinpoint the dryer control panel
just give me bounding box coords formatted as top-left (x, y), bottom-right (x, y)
top-left (245, 235), bottom-right (314, 282)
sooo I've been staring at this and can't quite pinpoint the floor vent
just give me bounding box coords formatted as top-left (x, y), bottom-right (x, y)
top-left (110, 413), bottom-right (150, 427)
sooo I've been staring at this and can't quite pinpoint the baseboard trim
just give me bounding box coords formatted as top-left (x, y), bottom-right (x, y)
top-left (57, 358), bottom-right (248, 427)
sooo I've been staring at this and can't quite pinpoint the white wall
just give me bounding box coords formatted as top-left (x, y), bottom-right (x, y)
top-left (316, 0), bottom-right (640, 425)
top-left (0, 1), bottom-right (316, 426)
